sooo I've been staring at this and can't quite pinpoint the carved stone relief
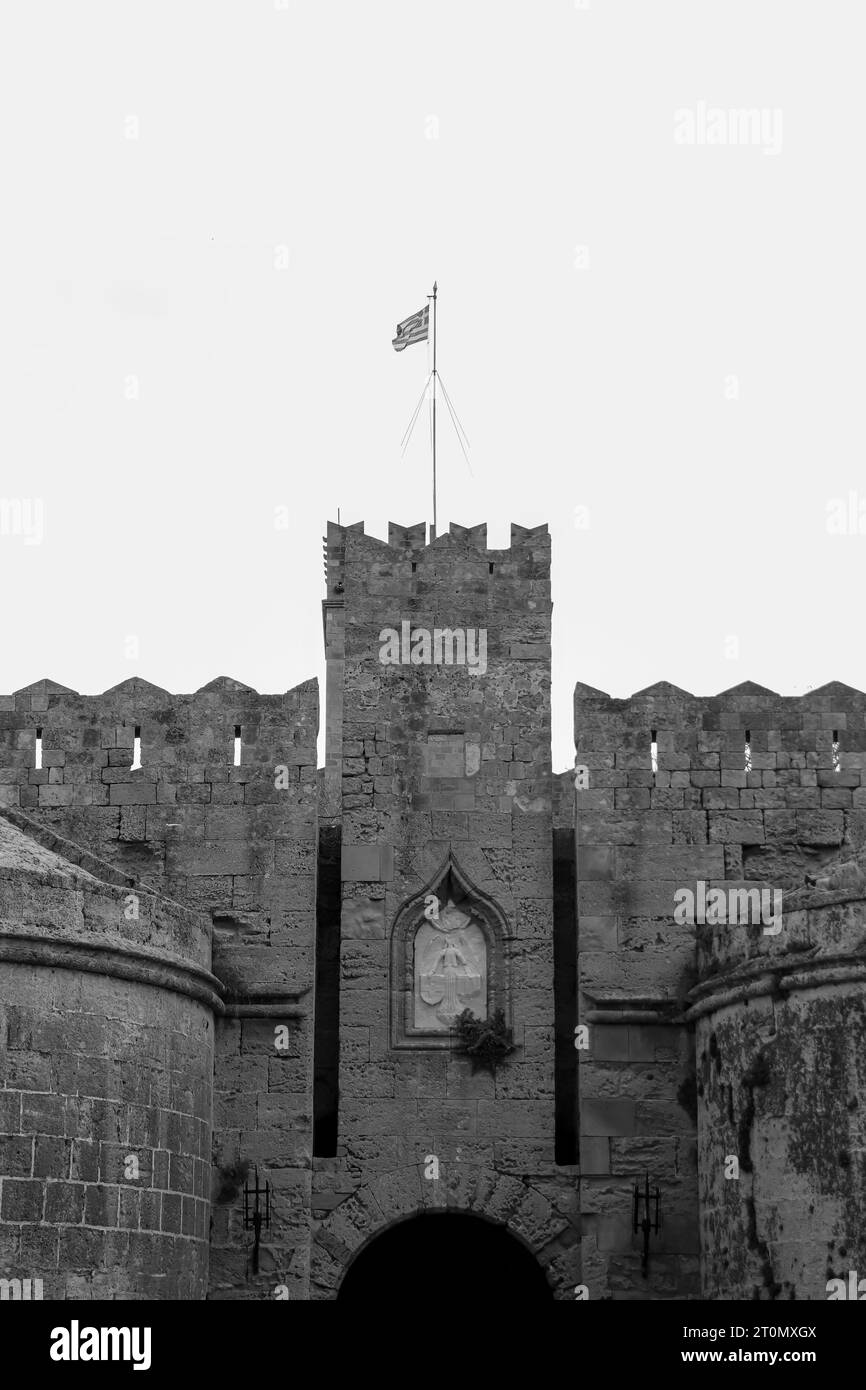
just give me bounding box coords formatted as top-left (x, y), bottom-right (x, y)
top-left (413, 894), bottom-right (487, 1030)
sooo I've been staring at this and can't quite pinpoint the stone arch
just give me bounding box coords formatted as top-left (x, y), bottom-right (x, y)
top-left (337, 1210), bottom-right (554, 1302)
top-left (309, 1164), bottom-right (579, 1300)
top-left (389, 851), bottom-right (513, 1050)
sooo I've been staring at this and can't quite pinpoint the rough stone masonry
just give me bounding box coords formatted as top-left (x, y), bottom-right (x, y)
top-left (0, 520), bottom-right (863, 1300)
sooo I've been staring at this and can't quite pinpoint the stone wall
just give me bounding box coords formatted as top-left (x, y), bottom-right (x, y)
top-left (310, 521), bottom-right (580, 1299)
top-left (0, 814), bottom-right (217, 1298)
top-left (691, 878), bottom-right (866, 1299)
top-left (0, 675), bottom-right (320, 1298)
top-left (574, 678), bottom-right (866, 1299)
top-left (6, 557), bottom-right (861, 1301)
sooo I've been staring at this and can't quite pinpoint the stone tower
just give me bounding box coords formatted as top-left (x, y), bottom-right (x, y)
top-left (311, 520), bottom-right (581, 1296)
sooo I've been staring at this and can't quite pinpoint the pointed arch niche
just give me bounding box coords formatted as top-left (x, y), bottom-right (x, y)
top-left (390, 854), bottom-right (512, 1051)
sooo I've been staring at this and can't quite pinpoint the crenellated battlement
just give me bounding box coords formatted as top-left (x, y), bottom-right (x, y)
top-left (8, 674), bottom-right (318, 705)
top-left (572, 677), bottom-right (866, 896)
top-left (574, 680), bottom-right (866, 774)
top-left (0, 677), bottom-right (319, 827)
top-left (322, 519), bottom-right (550, 601)
top-left (575, 677), bottom-right (866, 707)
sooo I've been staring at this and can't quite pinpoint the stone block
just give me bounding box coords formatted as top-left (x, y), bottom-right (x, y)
top-left (590, 1026), bottom-right (629, 1061)
top-left (579, 914), bottom-right (617, 951)
top-left (37, 785), bottom-right (74, 807)
top-left (168, 841), bottom-right (251, 875)
top-left (795, 811), bottom-right (844, 845)
top-left (475, 1101), bottom-right (551, 1139)
top-left (707, 812), bottom-right (765, 844)
top-left (578, 844), bottom-right (614, 881)
top-left (340, 896), bottom-right (386, 939)
top-left (422, 735), bottom-right (465, 778)
top-left (341, 843), bottom-right (394, 882)
top-left (0, 1091), bottom-right (22, 1132)
top-left (45, 1181), bottom-right (86, 1224)
top-left (109, 782), bottom-right (157, 806)
top-left (597, 1213), bottom-right (636, 1251)
top-left (581, 1098), bottom-right (636, 1137)
top-left (580, 1137), bottom-right (611, 1175)
top-left (1, 1179), bottom-right (44, 1222)
top-left (0, 1135), bottom-right (33, 1177)
top-left (22, 1093), bottom-right (65, 1136)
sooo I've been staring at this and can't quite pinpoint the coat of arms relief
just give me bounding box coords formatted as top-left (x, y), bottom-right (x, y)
top-left (413, 894), bottom-right (487, 1030)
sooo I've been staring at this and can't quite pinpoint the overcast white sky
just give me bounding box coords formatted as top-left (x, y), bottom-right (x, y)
top-left (1, 0), bottom-right (864, 771)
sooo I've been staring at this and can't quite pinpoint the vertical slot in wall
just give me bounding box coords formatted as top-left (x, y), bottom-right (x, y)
top-left (553, 827), bottom-right (578, 1166)
top-left (313, 824), bottom-right (342, 1157)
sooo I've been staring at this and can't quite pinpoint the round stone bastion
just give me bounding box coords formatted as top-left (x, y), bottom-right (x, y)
top-left (687, 876), bottom-right (866, 1300)
top-left (0, 812), bottom-right (221, 1299)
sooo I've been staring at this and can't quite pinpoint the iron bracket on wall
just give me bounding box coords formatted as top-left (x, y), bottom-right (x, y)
top-left (243, 1167), bottom-right (272, 1274)
top-left (632, 1173), bottom-right (662, 1277)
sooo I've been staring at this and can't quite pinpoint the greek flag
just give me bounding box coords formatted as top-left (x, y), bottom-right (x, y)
top-left (392, 304), bottom-right (429, 351)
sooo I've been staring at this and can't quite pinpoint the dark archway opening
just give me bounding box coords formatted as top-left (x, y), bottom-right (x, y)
top-left (336, 1211), bottom-right (554, 1303)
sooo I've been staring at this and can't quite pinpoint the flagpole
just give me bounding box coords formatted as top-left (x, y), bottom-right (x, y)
top-left (431, 281), bottom-right (438, 538)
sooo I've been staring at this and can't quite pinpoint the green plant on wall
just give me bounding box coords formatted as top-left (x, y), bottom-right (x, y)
top-left (452, 1007), bottom-right (515, 1074)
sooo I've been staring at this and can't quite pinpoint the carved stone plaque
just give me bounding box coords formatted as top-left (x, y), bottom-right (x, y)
top-left (413, 897), bottom-right (487, 1030)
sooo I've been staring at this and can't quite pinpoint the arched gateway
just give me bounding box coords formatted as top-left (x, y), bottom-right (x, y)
top-left (310, 1165), bottom-right (578, 1299)
top-left (337, 1211), bottom-right (554, 1303)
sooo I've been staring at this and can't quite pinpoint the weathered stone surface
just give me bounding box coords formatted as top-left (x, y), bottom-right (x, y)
top-left (305, 522), bottom-right (565, 1296)
top-left (3, 528), bottom-right (862, 1305)
top-left (575, 680), bottom-right (866, 1300)
top-left (0, 679), bottom-right (318, 1299)
top-left (340, 896), bottom-right (386, 940)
